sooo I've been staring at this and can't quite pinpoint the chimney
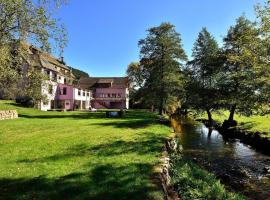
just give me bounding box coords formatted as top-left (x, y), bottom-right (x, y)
top-left (59, 56), bottom-right (66, 65)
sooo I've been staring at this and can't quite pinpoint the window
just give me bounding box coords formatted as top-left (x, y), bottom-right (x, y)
top-left (117, 93), bottom-right (121, 98)
top-left (108, 93), bottom-right (111, 98)
top-left (52, 73), bottom-right (57, 81)
top-left (112, 93), bottom-right (116, 98)
top-left (83, 91), bottom-right (85, 96)
top-left (63, 87), bottom-right (67, 95)
top-left (78, 90), bottom-right (81, 96)
top-left (46, 70), bottom-right (50, 79)
top-left (87, 92), bottom-right (90, 97)
top-left (48, 85), bottom-right (53, 94)
top-left (64, 78), bottom-right (67, 84)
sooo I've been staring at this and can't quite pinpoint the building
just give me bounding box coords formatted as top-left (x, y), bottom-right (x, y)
top-left (79, 77), bottom-right (129, 109)
top-left (21, 44), bottom-right (91, 111)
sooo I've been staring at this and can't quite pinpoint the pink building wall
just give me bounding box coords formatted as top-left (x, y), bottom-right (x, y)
top-left (94, 88), bottom-right (126, 98)
top-left (92, 87), bottom-right (127, 109)
top-left (55, 84), bottom-right (74, 110)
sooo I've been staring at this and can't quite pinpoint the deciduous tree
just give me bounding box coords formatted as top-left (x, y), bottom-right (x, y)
top-left (0, 0), bottom-right (67, 100)
top-left (187, 28), bottom-right (221, 125)
top-left (138, 22), bottom-right (187, 114)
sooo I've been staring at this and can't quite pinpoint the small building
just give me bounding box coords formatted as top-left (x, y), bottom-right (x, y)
top-left (79, 77), bottom-right (129, 109)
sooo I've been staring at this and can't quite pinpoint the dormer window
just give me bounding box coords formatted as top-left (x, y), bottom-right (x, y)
top-left (78, 90), bottom-right (81, 96)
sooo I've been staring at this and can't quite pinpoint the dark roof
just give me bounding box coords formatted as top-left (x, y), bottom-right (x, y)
top-left (78, 77), bottom-right (128, 89)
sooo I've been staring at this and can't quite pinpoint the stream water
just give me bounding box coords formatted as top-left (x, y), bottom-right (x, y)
top-left (171, 116), bottom-right (270, 200)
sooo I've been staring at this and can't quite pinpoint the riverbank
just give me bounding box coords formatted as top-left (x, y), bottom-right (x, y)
top-left (169, 116), bottom-right (270, 200)
top-left (197, 111), bottom-right (270, 154)
top-left (166, 138), bottom-right (246, 200)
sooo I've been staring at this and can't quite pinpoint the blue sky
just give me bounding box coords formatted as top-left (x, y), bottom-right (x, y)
top-left (56, 0), bottom-right (264, 77)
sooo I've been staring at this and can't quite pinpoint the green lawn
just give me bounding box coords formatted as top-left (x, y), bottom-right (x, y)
top-left (198, 111), bottom-right (270, 138)
top-left (0, 101), bottom-right (171, 200)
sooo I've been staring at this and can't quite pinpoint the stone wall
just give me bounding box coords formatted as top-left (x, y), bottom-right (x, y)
top-left (158, 138), bottom-right (181, 200)
top-left (0, 110), bottom-right (18, 120)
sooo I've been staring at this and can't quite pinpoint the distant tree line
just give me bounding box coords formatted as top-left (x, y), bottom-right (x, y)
top-left (71, 67), bottom-right (90, 84)
top-left (127, 0), bottom-right (270, 127)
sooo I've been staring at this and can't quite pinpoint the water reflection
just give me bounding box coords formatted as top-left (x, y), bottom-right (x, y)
top-left (171, 116), bottom-right (270, 200)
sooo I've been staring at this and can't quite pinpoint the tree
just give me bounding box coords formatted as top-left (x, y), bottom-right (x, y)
top-left (187, 28), bottom-right (221, 125)
top-left (71, 67), bottom-right (89, 84)
top-left (254, 1), bottom-right (270, 114)
top-left (126, 62), bottom-right (144, 89)
top-left (222, 16), bottom-right (263, 125)
top-left (138, 22), bottom-right (187, 115)
top-left (0, 0), bottom-right (67, 100)
top-left (126, 62), bottom-right (144, 108)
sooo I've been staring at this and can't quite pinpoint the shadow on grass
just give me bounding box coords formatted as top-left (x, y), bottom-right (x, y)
top-left (18, 112), bottom-right (106, 120)
top-left (18, 110), bottom-right (158, 122)
top-left (90, 119), bottom-right (156, 129)
top-left (0, 163), bottom-right (160, 200)
top-left (17, 132), bottom-right (166, 163)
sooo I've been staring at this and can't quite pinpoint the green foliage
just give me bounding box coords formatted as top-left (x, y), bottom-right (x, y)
top-left (138, 22), bottom-right (187, 114)
top-left (0, 0), bottom-right (67, 100)
top-left (126, 62), bottom-right (144, 108)
top-left (0, 101), bottom-right (172, 200)
top-left (186, 28), bottom-right (222, 123)
top-left (221, 16), bottom-right (268, 120)
top-left (126, 62), bottom-right (144, 89)
top-left (70, 67), bottom-right (89, 82)
top-left (170, 154), bottom-right (246, 200)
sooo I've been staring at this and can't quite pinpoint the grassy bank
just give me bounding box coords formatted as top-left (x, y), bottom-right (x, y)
top-left (198, 111), bottom-right (270, 138)
top-left (169, 153), bottom-right (246, 200)
top-left (0, 101), bottom-right (171, 200)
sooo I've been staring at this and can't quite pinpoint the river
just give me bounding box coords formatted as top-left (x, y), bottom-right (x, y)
top-left (171, 116), bottom-right (270, 200)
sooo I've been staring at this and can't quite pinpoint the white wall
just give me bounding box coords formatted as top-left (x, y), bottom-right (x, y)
top-left (126, 88), bottom-right (129, 109)
top-left (40, 80), bottom-right (58, 111)
top-left (73, 88), bottom-right (91, 109)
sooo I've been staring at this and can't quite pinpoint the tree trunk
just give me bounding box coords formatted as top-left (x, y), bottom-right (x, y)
top-left (228, 104), bottom-right (236, 122)
top-left (159, 101), bottom-right (163, 115)
top-left (206, 108), bottom-right (213, 127)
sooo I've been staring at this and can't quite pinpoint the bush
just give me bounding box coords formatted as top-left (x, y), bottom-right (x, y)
top-left (170, 154), bottom-right (246, 200)
top-left (16, 96), bottom-right (35, 107)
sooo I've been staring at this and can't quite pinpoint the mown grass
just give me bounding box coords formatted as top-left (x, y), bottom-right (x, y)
top-left (170, 154), bottom-right (246, 200)
top-left (198, 111), bottom-right (270, 138)
top-left (0, 100), bottom-right (172, 200)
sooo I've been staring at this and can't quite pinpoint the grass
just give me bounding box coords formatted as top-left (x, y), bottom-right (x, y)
top-left (0, 100), bottom-right (172, 200)
top-left (170, 153), bottom-right (246, 200)
top-left (197, 111), bottom-right (270, 138)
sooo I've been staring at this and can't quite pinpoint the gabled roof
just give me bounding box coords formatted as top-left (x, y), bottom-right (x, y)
top-left (78, 77), bottom-right (129, 89)
top-left (18, 42), bottom-right (75, 78)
